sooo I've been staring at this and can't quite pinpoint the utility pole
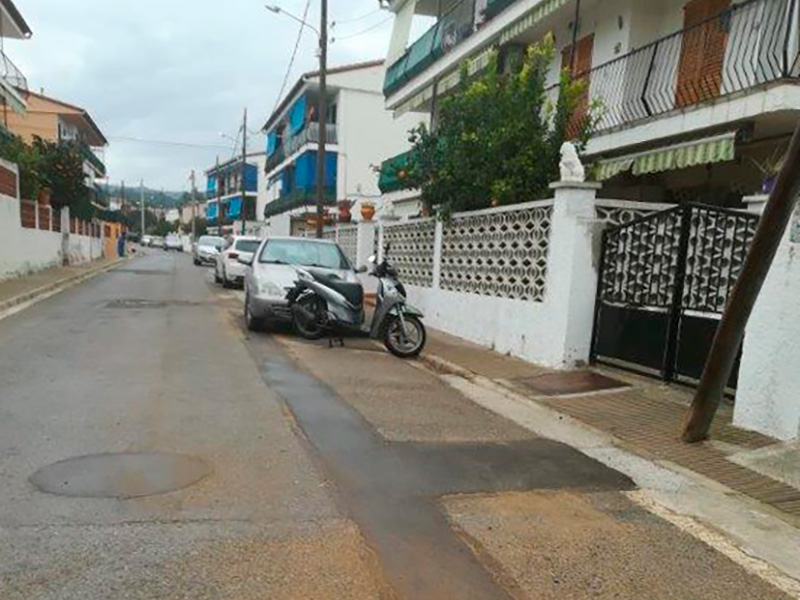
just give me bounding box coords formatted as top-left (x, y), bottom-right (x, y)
top-left (241, 108), bottom-right (248, 236)
top-left (682, 121), bottom-right (800, 442)
top-left (139, 180), bottom-right (145, 236)
top-left (121, 180), bottom-right (126, 210)
top-left (216, 155), bottom-right (221, 234)
top-left (189, 169), bottom-right (197, 240)
top-left (315, 0), bottom-right (328, 239)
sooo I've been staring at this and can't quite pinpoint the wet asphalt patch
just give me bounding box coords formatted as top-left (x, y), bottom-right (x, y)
top-left (243, 333), bottom-right (634, 600)
top-left (104, 299), bottom-right (209, 309)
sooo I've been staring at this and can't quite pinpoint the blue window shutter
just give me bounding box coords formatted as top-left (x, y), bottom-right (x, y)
top-left (267, 131), bottom-right (277, 156)
top-left (244, 164), bottom-right (258, 192)
top-left (290, 94), bottom-right (307, 135)
top-left (227, 196), bottom-right (242, 219)
top-left (325, 152), bottom-right (337, 188)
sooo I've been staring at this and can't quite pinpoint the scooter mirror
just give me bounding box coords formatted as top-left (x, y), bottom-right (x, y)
top-left (356, 265), bottom-right (368, 274)
top-left (367, 255), bottom-right (377, 264)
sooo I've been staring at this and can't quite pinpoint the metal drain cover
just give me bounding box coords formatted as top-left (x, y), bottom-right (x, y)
top-left (30, 452), bottom-right (211, 498)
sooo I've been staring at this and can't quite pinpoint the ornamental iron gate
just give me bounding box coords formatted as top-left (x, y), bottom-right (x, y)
top-left (591, 203), bottom-right (760, 389)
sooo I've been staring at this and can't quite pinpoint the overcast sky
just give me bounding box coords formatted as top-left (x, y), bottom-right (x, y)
top-left (5, 0), bottom-right (397, 193)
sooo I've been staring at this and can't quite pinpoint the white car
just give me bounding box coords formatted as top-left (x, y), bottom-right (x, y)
top-left (215, 235), bottom-right (262, 288)
top-left (242, 236), bottom-right (356, 330)
top-left (193, 235), bottom-right (224, 266)
top-left (165, 233), bottom-right (182, 251)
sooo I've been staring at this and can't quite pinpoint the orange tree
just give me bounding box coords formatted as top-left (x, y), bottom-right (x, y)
top-left (400, 35), bottom-right (597, 217)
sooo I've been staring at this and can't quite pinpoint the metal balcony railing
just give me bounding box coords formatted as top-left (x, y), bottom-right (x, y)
top-left (0, 49), bottom-right (27, 92)
top-left (563, 0), bottom-right (800, 134)
top-left (384, 0), bottom-right (478, 96)
top-left (265, 123), bottom-right (337, 172)
top-left (81, 142), bottom-right (106, 177)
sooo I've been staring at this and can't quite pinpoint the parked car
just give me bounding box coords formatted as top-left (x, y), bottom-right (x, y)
top-left (242, 236), bottom-right (356, 329)
top-left (215, 235), bottom-right (262, 288)
top-left (165, 233), bottom-right (183, 251)
top-left (193, 235), bottom-right (225, 266)
top-left (151, 237), bottom-right (165, 249)
top-left (127, 232), bottom-right (140, 244)
top-left (141, 235), bottom-right (152, 247)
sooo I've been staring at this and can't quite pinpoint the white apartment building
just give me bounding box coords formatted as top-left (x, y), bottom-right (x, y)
top-left (204, 152), bottom-right (268, 236)
top-left (380, 0), bottom-right (800, 212)
top-left (261, 60), bottom-right (423, 236)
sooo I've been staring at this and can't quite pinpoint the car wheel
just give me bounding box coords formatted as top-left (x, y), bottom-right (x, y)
top-left (194, 258), bottom-right (200, 266)
top-left (214, 267), bottom-right (222, 284)
top-left (222, 268), bottom-right (232, 289)
top-left (244, 294), bottom-right (263, 332)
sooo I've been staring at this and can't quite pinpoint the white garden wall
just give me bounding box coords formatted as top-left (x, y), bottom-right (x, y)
top-left (0, 159), bottom-right (104, 282)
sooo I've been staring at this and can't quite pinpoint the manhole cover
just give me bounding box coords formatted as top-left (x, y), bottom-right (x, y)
top-left (511, 371), bottom-right (628, 396)
top-left (30, 452), bottom-right (211, 498)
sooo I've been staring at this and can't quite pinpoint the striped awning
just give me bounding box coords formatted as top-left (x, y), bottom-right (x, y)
top-left (499, 0), bottom-right (570, 45)
top-left (394, 47), bottom-right (496, 117)
top-left (595, 132), bottom-right (737, 181)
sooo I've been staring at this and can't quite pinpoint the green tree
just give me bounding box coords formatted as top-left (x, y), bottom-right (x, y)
top-left (34, 137), bottom-right (89, 211)
top-left (400, 35), bottom-right (597, 216)
top-left (0, 132), bottom-right (42, 199)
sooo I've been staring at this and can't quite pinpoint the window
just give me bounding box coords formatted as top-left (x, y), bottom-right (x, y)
top-left (235, 239), bottom-right (261, 253)
top-left (259, 239), bottom-right (349, 270)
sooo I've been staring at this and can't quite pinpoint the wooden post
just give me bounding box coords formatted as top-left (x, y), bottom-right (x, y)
top-left (683, 121), bottom-right (800, 442)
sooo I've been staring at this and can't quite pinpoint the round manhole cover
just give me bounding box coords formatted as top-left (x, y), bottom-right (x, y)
top-left (30, 452), bottom-right (211, 498)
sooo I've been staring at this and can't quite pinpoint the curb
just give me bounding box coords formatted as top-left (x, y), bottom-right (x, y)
top-left (419, 352), bottom-right (476, 380)
top-left (0, 258), bottom-right (128, 317)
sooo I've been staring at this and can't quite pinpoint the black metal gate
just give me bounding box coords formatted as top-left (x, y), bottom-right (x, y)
top-left (591, 203), bottom-right (759, 388)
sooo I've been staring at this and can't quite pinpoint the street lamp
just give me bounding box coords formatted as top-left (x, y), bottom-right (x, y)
top-left (265, 2), bottom-right (328, 239)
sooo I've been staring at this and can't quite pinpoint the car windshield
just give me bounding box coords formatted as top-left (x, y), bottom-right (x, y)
top-left (259, 239), bottom-right (350, 270)
top-left (199, 236), bottom-right (224, 247)
top-left (235, 239), bottom-right (261, 253)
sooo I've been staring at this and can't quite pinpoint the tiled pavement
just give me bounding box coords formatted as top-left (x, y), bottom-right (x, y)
top-left (423, 329), bottom-right (800, 523)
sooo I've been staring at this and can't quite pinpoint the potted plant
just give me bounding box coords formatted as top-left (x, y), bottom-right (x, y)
top-left (360, 201), bottom-right (376, 221)
top-left (751, 147), bottom-right (786, 195)
top-left (38, 186), bottom-right (52, 205)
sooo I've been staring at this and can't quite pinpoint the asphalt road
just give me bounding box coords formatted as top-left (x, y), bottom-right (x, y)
top-left (0, 252), bottom-right (790, 599)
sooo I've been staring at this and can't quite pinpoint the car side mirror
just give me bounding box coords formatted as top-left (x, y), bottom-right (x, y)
top-left (238, 255), bottom-right (254, 266)
top-left (356, 265), bottom-right (368, 274)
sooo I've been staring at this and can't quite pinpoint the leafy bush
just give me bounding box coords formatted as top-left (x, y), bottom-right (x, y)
top-left (400, 35), bottom-right (598, 217)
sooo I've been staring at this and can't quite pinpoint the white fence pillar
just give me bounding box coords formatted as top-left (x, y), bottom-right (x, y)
top-left (432, 220), bottom-right (443, 289)
top-left (355, 220), bottom-right (375, 268)
top-left (545, 181), bottom-right (602, 367)
top-left (734, 204), bottom-right (800, 441)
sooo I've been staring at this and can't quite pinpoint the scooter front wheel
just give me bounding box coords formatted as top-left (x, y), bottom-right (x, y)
top-left (293, 294), bottom-right (328, 341)
top-left (384, 315), bottom-right (426, 358)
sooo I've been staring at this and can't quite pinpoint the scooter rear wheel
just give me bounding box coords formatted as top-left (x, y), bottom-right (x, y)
top-left (384, 315), bottom-right (426, 358)
top-left (293, 294), bottom-right (327, 341)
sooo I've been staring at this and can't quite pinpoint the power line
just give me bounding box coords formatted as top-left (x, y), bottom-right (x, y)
top-left (109, 135), bottom-right (232, 150)
top-left (272, 0), bottom-right (312, 114)
top-left (333, 15), bottom-right (392, 41)
top-left (331, 8), bottom-right (381, 25)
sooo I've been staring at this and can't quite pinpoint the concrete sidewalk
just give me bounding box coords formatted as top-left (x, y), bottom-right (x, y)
top-left (422, 329), bottom-right (800, 525)
top-left (0, 258), bottom-right (127, 316)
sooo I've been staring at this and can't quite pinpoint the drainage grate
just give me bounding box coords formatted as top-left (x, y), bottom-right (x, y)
top-left (510, 371), bottom-right (629, 397)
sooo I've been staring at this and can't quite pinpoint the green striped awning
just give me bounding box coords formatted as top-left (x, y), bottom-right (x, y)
top-left (595, 133), bottom-right (737, 181)
top-left (394, 47), bottom-right (496, 116)
top-left (499, 0), bottom-right (570, 45)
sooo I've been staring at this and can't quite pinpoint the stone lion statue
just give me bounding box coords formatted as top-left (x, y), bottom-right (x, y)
top-left (559, 142), bottom-right (585, 183)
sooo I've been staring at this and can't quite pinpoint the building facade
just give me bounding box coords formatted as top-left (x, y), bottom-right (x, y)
top-left (380, 0), bottom-right (800, 213)
top-left (204, 152), bottom-right (267, 236)
top-left (5, 90), bottom-right (108, 200)
top-left (0, 0), bottom-right (31, 122)
top-left (261, 60), bottom-right (423, 236)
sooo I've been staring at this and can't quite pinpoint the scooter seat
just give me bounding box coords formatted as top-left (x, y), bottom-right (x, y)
top-left (314, 274), bottom-right (364, 307)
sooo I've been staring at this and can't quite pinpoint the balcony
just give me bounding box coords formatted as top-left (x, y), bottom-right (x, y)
top-left (557, 0), bottom-right (799, 136)
top-left (81, 142), bottom-right (106, 177)
top-left (263, 187), bottom-right (336, 218)
top-left (266, 123), bottom-right (338, 173)
top-left (384, 0), bottom-right (478, 96)
top-left (0, 49), bottom-right (27, 92)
